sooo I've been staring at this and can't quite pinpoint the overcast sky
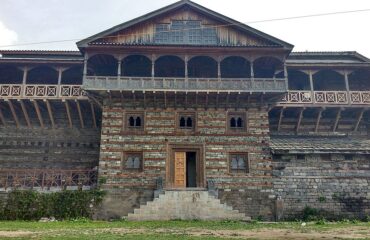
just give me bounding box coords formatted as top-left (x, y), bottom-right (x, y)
top-left (1, 0), bottom-right (370, 56)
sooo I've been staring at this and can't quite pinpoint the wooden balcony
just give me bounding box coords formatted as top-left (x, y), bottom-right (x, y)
top-left (279, 90), bottom-right (370, 105)
top-left (83, 76), bottom-right (287, 93)
top-left (0, 84), bottom-right (87, 100)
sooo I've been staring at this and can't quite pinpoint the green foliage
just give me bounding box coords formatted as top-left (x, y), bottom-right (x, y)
top-left (302, 206), bottom-right (321, 221)
top-left (0, 190), bottom-right (105, 221)
top-left (318, 196), bottom-right (326, 202)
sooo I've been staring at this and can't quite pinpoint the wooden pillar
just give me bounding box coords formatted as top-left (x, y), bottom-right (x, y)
top-left (277, 107), bottom-right (285, 132)
top-left (151, 54), bottom-right (155, 79)
top-left (217, 58), bottom-right (221, 79)
top-left (0, 104), bottom-right (6, 126)
top-left (184, 55), bottom-right (188, 79)
top-left (90, 102), bottom-right (97, 129)
top-left (22, 67), bottom-right (28, 84)
top-left (354, 108), bottom-right (366, 132)
top-left (117, 59), bottom-right (122, 77)
top-left (33, 100), bottom-right (44, 128)
top-left (284, 63), bottom-right (288, 90)
top-left (344, 71), bottom-right (350, 104)
top-left (250, 61), bottom-right (254, 78)
top-left (314, 107), bottom-right (324, 133)
top-left (64, 100), bottom-right (73, 128)
top-left (45, 100), bottom-right (55, 129)
top-left (76, 100), bottom-right (85, 128)
top-left (83, 53), bottom-right (88, 77)
top-left (296, 107), bottom-right (305, 133)
top-left (333, 108), bottom-right (343, 132)
top-left (57, 68), bottom-right (63, 85)
top-left (309, 71), bottom-right (314, 102)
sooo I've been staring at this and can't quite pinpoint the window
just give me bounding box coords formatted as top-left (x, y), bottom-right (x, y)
top-left (177, 112), bottom-right (196, 131)
top-left (227, 112), bottom-right (247, 132)
top-left (229, 153), bottom-right (249, 174)
top-left (122, 152), bottom-right (143, 171)
top-left (125, 112), bottom-right (144, 131)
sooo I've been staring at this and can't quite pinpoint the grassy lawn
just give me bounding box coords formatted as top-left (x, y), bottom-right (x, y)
top-left (0, 220), bottom-right (369, 239)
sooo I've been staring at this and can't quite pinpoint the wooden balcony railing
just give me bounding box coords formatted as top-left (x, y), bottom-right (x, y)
top-left (0, 84), bottom-right (87, 99)
top-left (280, 91), bottom-right (370, 105)
top-left (0, 169), bottom-right (97, 191)
top-left (83, 76), bottom-right (287, 93)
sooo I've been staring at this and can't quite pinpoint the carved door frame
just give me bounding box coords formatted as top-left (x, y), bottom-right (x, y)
top-left (166, 144), bottom-right (205, 189)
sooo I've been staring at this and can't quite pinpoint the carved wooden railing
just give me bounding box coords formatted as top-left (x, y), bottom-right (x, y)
top-left (83, 76), bottom-right (287, 92)
top-left (280, 91), bottom-right (370, 105)
top-left (0, 169), bottom-right (97, 190)
top-left (0, 84), bottom-right (87, 99)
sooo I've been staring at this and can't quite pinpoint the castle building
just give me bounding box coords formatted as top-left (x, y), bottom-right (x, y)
top-left (0, 0), bottom-right (369, 220)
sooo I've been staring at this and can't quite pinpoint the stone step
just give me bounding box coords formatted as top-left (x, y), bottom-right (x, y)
top-left (127, 190), bottom-right (250, 221)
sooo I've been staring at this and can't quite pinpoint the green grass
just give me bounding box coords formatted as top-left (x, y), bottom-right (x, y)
top-left (0, 220), bottom-right (368, 240)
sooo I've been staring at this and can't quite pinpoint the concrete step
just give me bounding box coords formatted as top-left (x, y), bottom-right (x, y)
top-left (127, 190), bottom-right (250, 221)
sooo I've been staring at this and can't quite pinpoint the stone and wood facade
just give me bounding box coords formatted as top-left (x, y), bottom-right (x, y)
top-left (0, 0), bottom-right (369, 220)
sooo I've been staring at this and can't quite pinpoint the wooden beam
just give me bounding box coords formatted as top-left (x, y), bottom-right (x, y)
top-left (90, 102), bottom-right (97, 129)
top-left (225, 92), bottom-right (230, 110)
top-left (174, 92), bottom-right (177, 110)
top-left (132, 91), bottom-right (136, 109)
top-left (120, 91), bottom-right (124, 108)
top-left (108, 90), bottom-right (112, 106)
top-left (164, 91), bottom-right (167, 109)
top-left (86, 93), bottom-right (102, 109)
top-left (45, 100), bottom-right (55, 129)
top-left (0, 103), bottom-right (6, 126)
top-left (277, 107), bottom-right (285, 132)
top-left (19, 100), bottom-right (32, 128)
top-left (205, 92), bottom-right (209, 110)
top-left (216, 92), bottom-right (219, 110)
top-left (314, 107), bottom-right (325, 133)
top-left (184, 92), bottom-right (187, 110)
top-left (333, 108), bottom-right (343, 132)
top-left (143, 91), bottom-right (146, 109)
top-left (236, 92), bottom-right (241, 110)
top-left (33, 100), bottom-right (44, 128)
top-left (76, 100), bottom-right (85, 128)
top-left (195, 92), bottom-right (198, 109)
top-left (153, 92), bottom-right (157, 110)
top-left (64, 100), bottom-right (73, 128)
top-left (296, 107), bottom-right (305, 133)
top-left (354, 108), bottom-right (366, 132)
top-left (7, 100), bottom-right (20, 128)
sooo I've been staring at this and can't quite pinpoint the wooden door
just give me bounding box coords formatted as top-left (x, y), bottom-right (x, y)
top-left (174, 152), bottom-right (186, 188)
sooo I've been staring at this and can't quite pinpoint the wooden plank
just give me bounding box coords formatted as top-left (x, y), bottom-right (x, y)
top-left (64, 100), bottom-right (73, 128)
top-left (354, 108), bottom-right (366, 132)
top-left (0, 103), bottom-right (6, 126)
top-left (90, 102), bottom-right (97, 129)
top-left (174, 152), bottom-right (186, 188)
top-left (19, 100), bottom-right (32, 128)
top-left (45, 100), bottom-right (55, 129)
top-left (75, 100), bottom-right (85, 128)
top-left (33, 100), bottom-right (44, 128)
top-left (8, 100), bottom-right (20, 128)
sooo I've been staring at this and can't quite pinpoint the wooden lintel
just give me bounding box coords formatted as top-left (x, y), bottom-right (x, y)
top-left (90, 102), bottom-right (97, 129)
top-left (296, 107), bottom-right (305, 133)
top-left (354, 108), bottom-right (366, 132)
top-left (33, 100), bottom-right (44, 128)
top-left (19, 100), bottom-right (31, 128)
top-left (277, 107), bottom-right (285, 132)
top-left (7, 100), bottom-right (20, 128)
top-left (0, 103), bottom-right (6, 126)
top-left (314, 108), bottom-right (324, 133)
top-left (333, 108), bottom-right (343, 132)
top-left (64, 100), bottom-right (73, 128)
top-left (76, 100), bottom-right (85, 128)
top-left (45, 100), bottom-right (55, 129)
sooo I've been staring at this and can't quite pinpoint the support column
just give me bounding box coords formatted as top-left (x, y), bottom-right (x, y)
top-left (250, 61), bottom-right (254, 78)
top-left (83, 53), bottom-right (88, 77)
top-left (57, 68), bottom-right (63, 85)
top-left (117, 59), bottom-right (122, 77)
top-left (185, 55), bottom-right (188, 79)
top-left (217, 57), bottom-right (221, 80)
top-left (22, 67), bottom-right (28, 84)
top-left (151, 54), bottom-right (155, 79)
top-left (344, 71), bottom-right (350, 104)
top-left (309, 71), bottom-right (314, 103)
top-left (283, 63), bottom-right (288, 90)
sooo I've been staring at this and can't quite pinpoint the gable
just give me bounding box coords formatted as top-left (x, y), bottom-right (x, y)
top-left (77, 1), bottom-right (293, 49)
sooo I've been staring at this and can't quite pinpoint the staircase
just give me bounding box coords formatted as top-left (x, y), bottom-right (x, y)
top-left (127, 190), bottom-right (250, 221)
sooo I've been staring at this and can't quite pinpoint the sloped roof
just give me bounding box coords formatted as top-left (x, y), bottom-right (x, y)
top-left (270, 135), bottom-right (370, 154)
top-left (287, 51), bottom-right (370, 64)
top-left (77, 0), bottom-right (293, 49)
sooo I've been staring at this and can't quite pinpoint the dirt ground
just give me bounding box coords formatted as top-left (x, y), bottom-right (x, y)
top-left (0, 225), bottom-right (369, 239)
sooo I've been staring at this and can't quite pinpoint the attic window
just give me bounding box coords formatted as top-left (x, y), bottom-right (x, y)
top-left (154, 20), bottom-right (217, 45)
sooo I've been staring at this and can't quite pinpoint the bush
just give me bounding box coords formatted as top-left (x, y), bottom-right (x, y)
top-left (0, 190), bottom-right (105, 221)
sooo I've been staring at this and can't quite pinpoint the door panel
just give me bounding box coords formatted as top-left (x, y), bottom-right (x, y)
top-left (174, 152), bottom-right (186, 188)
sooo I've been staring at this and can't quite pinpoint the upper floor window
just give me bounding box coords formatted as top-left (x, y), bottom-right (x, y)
top-left (177, 112), bottom-right (196, 131)
top-left (227, 112), bottom-right (247, 132)
top-left (125, 112), bottom-right (144, 131)
top-left (230, 153), bottom-right (249, 174)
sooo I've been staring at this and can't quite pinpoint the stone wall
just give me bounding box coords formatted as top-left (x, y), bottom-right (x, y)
top-left (273, 153), bottom-right (370, 219)
top-left (98, 101), bottom-right (274, 219)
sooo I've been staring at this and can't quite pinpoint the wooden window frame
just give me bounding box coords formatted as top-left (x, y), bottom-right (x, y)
top-left (123, 111), bottom-right (145, 132)
top-left (176, 111), bottom-right (197, 133)
top-left (228, 153), bottom-right (250, 174)
top-left (227, 111), bottom-right (248, 133)
top-left (122, 152), bottom-right (144, 172)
